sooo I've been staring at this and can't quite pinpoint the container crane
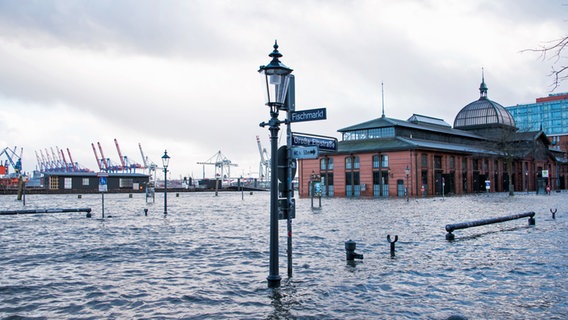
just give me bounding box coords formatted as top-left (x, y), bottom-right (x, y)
top-left (91, 143), bottom-right (103, 171)
top-left (114, 138), bottom-right (127, 171)
top-left (34, 151), bottom-right (44, 172)
top-left (197, 151), bottom-right (238, 184)
top-left (97, 142), bottom-right (110, 172)
top-left (0, 146), bottom-right (22, 175)
top-left (67, 148), bottom-right (77, 172)
top-left (256, 135), bottom-right (270, 182)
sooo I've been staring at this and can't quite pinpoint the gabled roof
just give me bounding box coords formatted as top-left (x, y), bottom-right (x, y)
top-left (338, 116), bottom-right (484, 140)
top-left (407, 114), bottom-right (451, 127)
top-left (336, 137), bottom-right (497, 155)
top-left (510, 130), bottom-right (550, 146)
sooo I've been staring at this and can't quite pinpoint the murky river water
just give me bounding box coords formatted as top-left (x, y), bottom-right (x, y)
top-left (1, 191), bottom-right (567, 319)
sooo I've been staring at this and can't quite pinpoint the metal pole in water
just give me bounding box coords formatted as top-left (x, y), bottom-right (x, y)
top-left (445, 212), bottom-right (535, 240)
top-left (101, 193), bottom-right (105, 219)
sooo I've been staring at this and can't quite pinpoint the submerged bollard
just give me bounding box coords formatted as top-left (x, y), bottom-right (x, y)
top-left (387, 235), bottom-right (398, 256)
top-left (345, 240), bottom-right (364, 260)
top-left (551, 208), bottom-right (557, 219)
top-left (445, 212), bottom-right (535, 240)
top-left (144, 208), bottom-right (148, 216)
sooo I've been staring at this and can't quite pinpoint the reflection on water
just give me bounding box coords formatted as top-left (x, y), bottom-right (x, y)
top-left (1, 192), bottom-right (567, 319)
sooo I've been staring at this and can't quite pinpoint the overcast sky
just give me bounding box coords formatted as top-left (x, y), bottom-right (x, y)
top-left (0, 0), bottom-right (566, 180)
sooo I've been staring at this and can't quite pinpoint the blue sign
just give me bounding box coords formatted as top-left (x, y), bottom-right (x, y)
top-left (290, 108), bottom-right (327, 123)
top-left (292, 133), bottom-right (338, 151)
top-left (99, 176), bottom-right (108, 192)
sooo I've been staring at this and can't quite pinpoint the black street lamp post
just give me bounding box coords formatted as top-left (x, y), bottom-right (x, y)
top-left (259, 41), bottom-right (293, 288)
top-left (405, 165), bottom-right (410, 202)
top-left (162, 150), bottom-right (170, 216)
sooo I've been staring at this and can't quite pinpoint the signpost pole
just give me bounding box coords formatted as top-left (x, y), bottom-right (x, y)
top-left (286, 75), bottom-right (295, 278)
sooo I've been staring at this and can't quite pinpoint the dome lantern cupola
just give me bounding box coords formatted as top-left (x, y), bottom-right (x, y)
top-left (453, 72), bottom-right (516, 139)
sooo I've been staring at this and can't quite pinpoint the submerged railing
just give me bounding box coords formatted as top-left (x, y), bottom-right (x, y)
top-left (0, 208), bottom-right (92, 216)
top-left (445, 212), bottom-right (535, 240)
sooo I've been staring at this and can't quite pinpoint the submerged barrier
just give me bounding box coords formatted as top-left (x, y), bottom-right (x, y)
top-left (0, 208), bottom-right (92, 216)
top-left (445, 212), bottom-right (535, 240)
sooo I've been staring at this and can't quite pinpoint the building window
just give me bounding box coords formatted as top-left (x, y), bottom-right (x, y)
top-left (473, 159), bottom-right (479, 171)
top-left (320, 157), bottom-right (333, 170)
top-left (462, 158), bottom-right (467, 171)
top-left (373, 155), bottom-right (380, 168)
top-left (381, 155), bottom-right (388, 167)
top-left (421, 154), bottom-right (428, 167)
top-left (120, 178), bottom-right (133, 188)
top-left (346, 156), bottom-right (360, 170)
top-left (82, 178), bottom-right (90, 186)
top-left (434, 156), bottom-right (442, 169)
top-left (49, 176), bottom-right (59, 190)
top-left (64, 177), bottom-right (72, 189)
top-left (450, 156), bottom-right (455, 170)
top-left (343, 127), bottom-right (395, 141)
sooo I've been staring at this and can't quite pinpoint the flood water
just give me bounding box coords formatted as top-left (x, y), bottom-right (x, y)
top-left (1, 191), bottom-right (567, 319)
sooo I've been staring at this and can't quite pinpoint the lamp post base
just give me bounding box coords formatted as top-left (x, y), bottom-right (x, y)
top-left (267, 274), bottom-right (281, 288)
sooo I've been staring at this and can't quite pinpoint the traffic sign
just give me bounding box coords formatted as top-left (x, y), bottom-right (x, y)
top-left (290, 108), bottom-right (327, 123)
top-left (292, 133), bottom-right (338, 151)
top-left (291, 146), bottom-right (319, 159)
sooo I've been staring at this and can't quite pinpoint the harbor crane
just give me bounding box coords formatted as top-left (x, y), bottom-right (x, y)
top-left (0, 146), bottom-right (23, 175)
top-left (197, 151), bottom-right (238, 184)
top-left (256, 135), bottom-right (270, 182)
top-left (114, 138), bottom-right (142, 172)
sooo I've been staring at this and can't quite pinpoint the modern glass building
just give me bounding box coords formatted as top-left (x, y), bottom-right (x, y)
top-left (507, 93), bottom-right (568, 146)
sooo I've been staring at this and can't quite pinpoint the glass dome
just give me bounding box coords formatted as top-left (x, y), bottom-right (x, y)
top-left (453, 78), bottom-right (516, 129)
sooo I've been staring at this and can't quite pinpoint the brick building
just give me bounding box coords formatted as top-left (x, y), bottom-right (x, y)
top-left (298, 78), bottom-right (567, 198)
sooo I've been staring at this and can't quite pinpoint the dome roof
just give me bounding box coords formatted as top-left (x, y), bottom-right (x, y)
top-left (453, 76), bottom-right (516, 129)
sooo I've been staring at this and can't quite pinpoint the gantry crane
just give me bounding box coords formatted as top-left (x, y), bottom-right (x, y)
top-left (256, 135), bottom-right (270, 182)
top-left (0, 146), bottom-right (23, 175)
top-left (197, 151), bottom-right (238, 184)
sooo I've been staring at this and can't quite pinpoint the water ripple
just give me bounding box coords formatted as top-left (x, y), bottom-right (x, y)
top-left (0, 192), bottom-right (567, 319)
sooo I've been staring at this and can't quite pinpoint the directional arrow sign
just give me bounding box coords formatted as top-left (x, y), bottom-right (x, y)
top-left (291, 146), bottom-right (319, 159)
top-left (290, 108), bottom-right (327, 123)
top-left (292, 133), bottom-right (338, 151)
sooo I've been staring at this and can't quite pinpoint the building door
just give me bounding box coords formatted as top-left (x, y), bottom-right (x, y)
top-left (434, 171), bottom-right (443, 195)
top-left (397, 179), bottom-right (405, 197)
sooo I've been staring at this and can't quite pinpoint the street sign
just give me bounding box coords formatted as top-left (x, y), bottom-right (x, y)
top-left (290, 108), bottom-right (327, 123)
top-left (292, 133), bottom-right (338, 151)
top-left (291, 146), bottom-right (319, 159)
top-left (97, 172), bottom-right (108, 192)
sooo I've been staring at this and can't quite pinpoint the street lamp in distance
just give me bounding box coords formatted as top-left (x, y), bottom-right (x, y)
top-left (405, 165), bottom-right (410, 202)
top-left (162, 150), bottom-right (170, 216)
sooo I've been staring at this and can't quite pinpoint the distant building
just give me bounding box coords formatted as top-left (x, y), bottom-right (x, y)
top-left (507, 92), bottom-right (568, 155)
top-left (298, 77), bottom-right (567, 198)
top-left (41, 172), bottom-right (149, 193)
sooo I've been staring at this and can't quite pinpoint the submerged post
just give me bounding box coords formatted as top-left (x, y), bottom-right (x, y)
top-left (387, 235), bottom-right (398, 256)
top-left (445, 212), bottom-right (535, 240)
top-left (345, 240), bottom-right (364, 260)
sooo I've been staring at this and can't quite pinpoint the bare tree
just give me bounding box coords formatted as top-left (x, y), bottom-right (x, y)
top-left (524, 36), bottom-right (568, 91)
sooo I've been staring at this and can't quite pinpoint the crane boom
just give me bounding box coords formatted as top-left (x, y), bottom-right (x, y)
top-left (114, 138), bottom-right (126, 169)
top-left (59, 147), bottom-right (69, 172)
top-left (138, 143), bottom-right (148, 167)
top-left (67, 148), bottom-right (77, 172)
top-left (91, 143), bottom-right (102, 171)
top-left (97, 142), bottom-right (109, 171)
